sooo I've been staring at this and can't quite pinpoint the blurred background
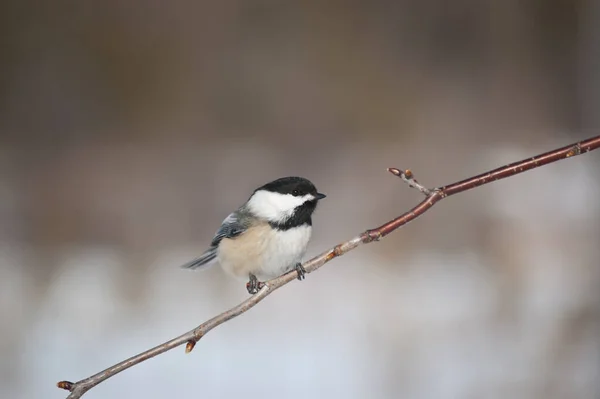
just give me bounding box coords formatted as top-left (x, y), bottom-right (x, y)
top-left (1, 1), bottom-right (599, 398)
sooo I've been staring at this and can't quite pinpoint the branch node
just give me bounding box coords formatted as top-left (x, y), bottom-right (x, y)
top-left (365, 229), bottom-right (383, 242)
top-left (566, 144), bottom-right (582, 157)
top-left (333, 244), bottom-right (344, 256)
top-left (434, 188), bottom-right (447, 199)
top-left (185, 340), bottom-right (196, 353)
top-left (57, 381), bottom-right (74, 391)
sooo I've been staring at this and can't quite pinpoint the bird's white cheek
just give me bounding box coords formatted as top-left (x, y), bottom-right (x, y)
top-left (247, 190), bottom-right (309, 222)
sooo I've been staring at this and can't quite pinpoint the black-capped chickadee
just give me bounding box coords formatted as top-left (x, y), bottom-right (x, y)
top-left (181, 177), bottom-right (326, 294)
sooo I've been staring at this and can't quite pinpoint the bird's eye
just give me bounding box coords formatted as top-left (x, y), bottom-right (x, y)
top-left (292, 189), bottom-right (299, 196)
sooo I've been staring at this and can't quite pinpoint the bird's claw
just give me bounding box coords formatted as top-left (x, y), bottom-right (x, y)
top-left (246, 274), bottom-right (263, 294)
top-left (295, 263), bottom-right (306, 281)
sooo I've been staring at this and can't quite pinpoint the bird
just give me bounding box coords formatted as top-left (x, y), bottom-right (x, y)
top-left (181, 176), bottom-right (326, 294)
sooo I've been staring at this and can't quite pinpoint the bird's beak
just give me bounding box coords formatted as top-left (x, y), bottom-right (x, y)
top-left (314, 193), bottom-right (326, 200)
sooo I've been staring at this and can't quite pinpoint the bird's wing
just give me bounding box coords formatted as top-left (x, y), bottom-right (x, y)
top-left (180, 212), bottom-right (246, 271)
top-left (210, 212), bottom-right (246, 246)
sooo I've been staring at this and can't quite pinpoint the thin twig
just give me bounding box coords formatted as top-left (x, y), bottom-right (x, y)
top-left (388, 168), bottom-right (433, 196)
top-left (58, 135), bottom-right (600, 398)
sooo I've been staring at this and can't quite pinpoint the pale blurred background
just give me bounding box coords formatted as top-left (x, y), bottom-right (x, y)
top-left (1, 1), bottom-right (600, 399)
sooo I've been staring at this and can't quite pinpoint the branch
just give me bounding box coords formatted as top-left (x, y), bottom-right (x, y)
top-left (58, 135), bottom-right (600, 398)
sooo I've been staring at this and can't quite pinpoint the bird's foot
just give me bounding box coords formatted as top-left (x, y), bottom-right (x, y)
top-left (295, 263), bottom-right (306, 281)
top-left (246, 274), bottom-right (264, 294)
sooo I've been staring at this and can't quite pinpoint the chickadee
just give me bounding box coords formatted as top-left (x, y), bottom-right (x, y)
top-left (181, 176), bottom-right (326, 294)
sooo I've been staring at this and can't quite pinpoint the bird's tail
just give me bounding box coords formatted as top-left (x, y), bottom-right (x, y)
top-left (180, 247), bottom-right (217, 270)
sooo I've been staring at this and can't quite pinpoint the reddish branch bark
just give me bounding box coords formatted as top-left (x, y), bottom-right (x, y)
top-left (58, 135), bottom-right (600, 398)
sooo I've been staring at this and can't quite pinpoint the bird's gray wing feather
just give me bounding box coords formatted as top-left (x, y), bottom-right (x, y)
top-left (180, 212), bottom-right (247, 270)
top-left (210, 213), bottom-right (246, 246)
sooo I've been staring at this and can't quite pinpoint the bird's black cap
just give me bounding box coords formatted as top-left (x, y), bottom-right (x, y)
top-left (256, 176), bottom-right (326, 199)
